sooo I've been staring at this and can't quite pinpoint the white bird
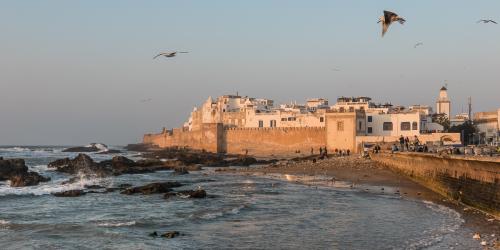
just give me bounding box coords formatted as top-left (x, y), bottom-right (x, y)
top-left (153, 51), bottom-right (189, 59)
top-left (378, 10), bottom-right (406, 37)
top-left (414, 42), bottom-right (423, 48)
top-left (477, 19), bottom-right (497, 24)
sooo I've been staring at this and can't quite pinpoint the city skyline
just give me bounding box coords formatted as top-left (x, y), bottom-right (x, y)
top-left (1, 1), bottom-right (499, 145)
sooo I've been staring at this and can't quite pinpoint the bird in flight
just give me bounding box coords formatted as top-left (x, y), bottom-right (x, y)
top-left (477, 19), bottom-right (497, 24)
top-left (153, 51), bottom-right (189, 59)
top-left (414, 42), bottom-right (423, 48)
top-left (140, 98), bottom-right (152, 103)
top-left (378, 10), bottom-right (406, 37)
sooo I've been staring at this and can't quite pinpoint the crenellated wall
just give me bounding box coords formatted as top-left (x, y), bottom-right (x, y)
top-left (223, 127), bottom-right (326, 157)
top-left (143, 123), bottom-right (223, 153)
top-left (371, 153), bottom-right (500, 216)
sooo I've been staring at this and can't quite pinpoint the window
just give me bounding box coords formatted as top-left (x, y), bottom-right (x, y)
top-left (270, 120), bottom-right (276, 128)
top-left (401, 122), bottom-right (411, 131)
top-left (367, 116), bottom-right (373, 122)
top-left (339, 107), bottom-right (345, 112)
top-left (287, 117), bottom-right (296, 121)
top-left (281, 118), bottom-right (287, 121)
top-left (337, 121), bottom-right (344, 131)
top-left (320, 117), bottom-right (324, 122)
top-left (367, 127), bottom-right (373, 134)
top-left (383, 122), bottom-right (393, 131)
top-left (258, 120), bottom-right (264, 128)
top-left (358, 121), bottom-right (362, 130)
top-left (349, 107), bottom-right (355, 112)
top-left (412, 122), bottom-right (418, 130)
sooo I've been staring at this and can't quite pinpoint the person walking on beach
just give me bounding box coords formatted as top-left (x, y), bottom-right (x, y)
top-left (324, 147), bottom-right (328, 158)
top-left (347, 149), bottom-right (350, 156)
top-left (404, 137), bottom-right (410, 151)
top-left (311, 147), bottom-right (314, 155)
top-left (399, 135), bottom-right (405, 151)
top-left (319, 147), bottom-right (323, 156)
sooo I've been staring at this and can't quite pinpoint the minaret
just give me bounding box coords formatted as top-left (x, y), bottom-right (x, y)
top-left (436, 86), bottom-right (451, 118)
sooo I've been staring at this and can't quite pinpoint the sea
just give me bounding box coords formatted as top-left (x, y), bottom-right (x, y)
top-left (0, 146), bottom-right (482, 249)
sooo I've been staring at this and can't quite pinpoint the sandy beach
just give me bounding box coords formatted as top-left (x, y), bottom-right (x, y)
top-left (220, 155), bottom-right (500, 248)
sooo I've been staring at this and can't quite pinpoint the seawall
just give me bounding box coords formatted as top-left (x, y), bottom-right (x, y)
top-left (371, 153), bottom-right (500, 216)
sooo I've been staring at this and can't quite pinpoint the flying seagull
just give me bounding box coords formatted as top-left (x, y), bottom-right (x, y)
top-left (414, 42), bottom-right (423, 48)
top-left (477, 19), bottom-right (497, 24)
top-left (378, 10), bottom-right (406, 37)
top-left (153, 51), bottom-right (189, 59)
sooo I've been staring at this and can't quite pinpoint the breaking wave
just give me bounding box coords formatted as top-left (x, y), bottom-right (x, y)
top-left (196, 205), bottom-right (247, 220)
top-left (97, 221), bottom-right (136, 227)
top-left (0, 176), bottom-right (110, 197)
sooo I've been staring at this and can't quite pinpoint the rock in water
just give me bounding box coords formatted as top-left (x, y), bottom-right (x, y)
top-left (63, 143), bottom-right (108, 153)
top-left (48, 154), bottom-right (112, 176)
top-left (0, 158), bottom-right (50, 187)
top-left (120, 182), bottom-right (183, 195)
top-left (161, 231), bottom-right (180, 238)
top-left (0, 158), bottom-right (28, 181)
top-left (53, 190), bottom-right (86, 197)
top-left (173, 167), bottom-right (189, 175)
top-left (9, 172), bottom-right (51, 187)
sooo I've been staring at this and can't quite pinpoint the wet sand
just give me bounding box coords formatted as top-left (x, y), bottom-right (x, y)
top-left (219, 155), bottom-right (500, 248)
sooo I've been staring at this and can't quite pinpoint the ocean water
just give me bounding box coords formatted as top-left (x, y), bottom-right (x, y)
top-left (0, 146), bottom-right (479, 249)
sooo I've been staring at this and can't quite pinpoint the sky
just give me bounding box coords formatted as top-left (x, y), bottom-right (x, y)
top-left (0, 1), bottom-right (499, 145)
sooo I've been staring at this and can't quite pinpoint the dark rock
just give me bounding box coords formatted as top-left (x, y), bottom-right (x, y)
top-left (53, 190), bottom-right (86, 197)
top-left (118, 183), bottom-right (133, 189)
top-left (9, 172), bottom-right (50, 187)
top-left (161, 231), bottom-right (180, 238)
top-left (62, 143), bottom-right (108, 153)
top-left (84, 184), bottom-right (105, 189)
top-left (0, 158), bottom-right (28, 181)
top-left (121, 182), bottom-right (183, 195)
top-left (173, 167), bottom-right (189, 175)
top-left (179, 189), bottom-right (207, 198)
top-left (0, 158), bottom-right (50, 187)
top-left (48, 154), bottom-right (108, 176)
top-left (49, 154), bottom-right (170, 178)
top-left (183, 165), bottom-right (203, 171)
top-left (149, 231), bottom-right (159, 237)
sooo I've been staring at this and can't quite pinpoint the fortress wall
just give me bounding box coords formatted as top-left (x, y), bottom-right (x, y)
top-left (223, 127), bottom-right (326, 157)
top-left (143, 123), bottom-right (223, 153)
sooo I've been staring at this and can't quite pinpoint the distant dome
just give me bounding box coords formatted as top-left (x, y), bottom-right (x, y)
top-left (440, 86), bottom-right (447, 91)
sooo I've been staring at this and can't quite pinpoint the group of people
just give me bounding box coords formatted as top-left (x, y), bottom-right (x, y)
top-left (391, 135), bottom-right (428, 153)
top-left (310, 147), bottom-right (351, 159)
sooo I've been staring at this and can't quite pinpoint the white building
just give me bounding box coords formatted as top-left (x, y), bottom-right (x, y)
top-left (436, 86), bottom-right (451, 118)
top-left (474, 109), bottom-right (500, 144)
top-left (365, 110), bottom-right (421, 137)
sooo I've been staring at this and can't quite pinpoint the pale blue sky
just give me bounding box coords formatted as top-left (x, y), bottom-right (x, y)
top-left (0, 1), bottom-right (499, 145)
